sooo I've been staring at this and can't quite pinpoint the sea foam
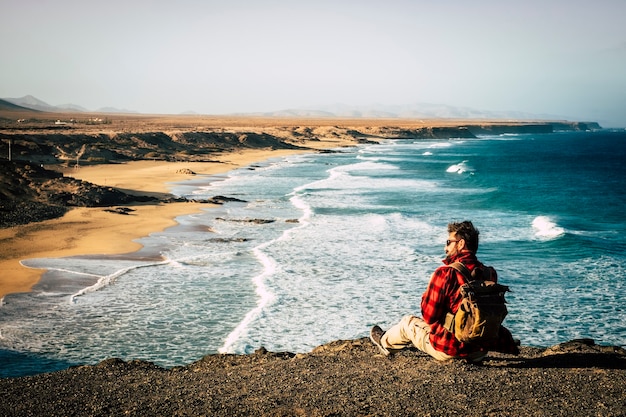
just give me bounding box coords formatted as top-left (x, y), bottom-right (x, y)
top-left (532, 216), bottom-right (565, 240)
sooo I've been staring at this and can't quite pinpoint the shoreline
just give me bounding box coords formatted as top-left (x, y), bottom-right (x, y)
top-left (0, 117), bottom-right (601, 299)
top-left (0, 147), bottom-right (340, 299)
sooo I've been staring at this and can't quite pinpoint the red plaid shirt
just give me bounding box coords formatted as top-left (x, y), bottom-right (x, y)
top-left (421, 252), bottom-right (519, 357)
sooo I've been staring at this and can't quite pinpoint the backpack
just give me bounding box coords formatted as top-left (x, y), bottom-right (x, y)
top-left (442, 262), bottom-right (509, 344)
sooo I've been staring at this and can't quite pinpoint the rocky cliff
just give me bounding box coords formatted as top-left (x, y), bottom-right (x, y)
top-left (0, 120), bottom-right (599, 166)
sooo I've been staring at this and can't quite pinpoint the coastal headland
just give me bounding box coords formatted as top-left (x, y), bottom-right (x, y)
top-left (2, 112), bottom-right (621, 416)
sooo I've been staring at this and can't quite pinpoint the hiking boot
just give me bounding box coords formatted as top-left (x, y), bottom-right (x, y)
top-left (466, 352), bottom-right (488, 364)
top-left (370, 325), bottom-right (390, 356)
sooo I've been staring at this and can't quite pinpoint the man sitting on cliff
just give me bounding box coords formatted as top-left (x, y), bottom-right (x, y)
top-left (370, 221), bottom-right (519, 362)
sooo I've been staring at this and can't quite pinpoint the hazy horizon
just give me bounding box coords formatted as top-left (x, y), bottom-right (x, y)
top-left (2, 0), bottom-right (625, 127)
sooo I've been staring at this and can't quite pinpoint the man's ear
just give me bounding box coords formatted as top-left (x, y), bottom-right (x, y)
top-left (458, 238), bottom-right (467, 251)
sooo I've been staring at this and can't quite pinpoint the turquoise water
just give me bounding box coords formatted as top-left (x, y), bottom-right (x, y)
top-left (2, 129), bottom-right (625, 377)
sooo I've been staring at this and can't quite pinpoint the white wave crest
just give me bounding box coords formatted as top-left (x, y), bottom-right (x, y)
top-left (218, 241), bottom-right (277, 354)
top-left (446, 160), bottom-right (474, 174)
top-left (532, 216), bottom-right (565, 240)
top-left (69, 261), bottom-right (169, 303)
top-left (289, 195), bottom-right (313, 223)
top-left (336, 160), bottom-right (399, 172)
top-left (428, 142), bottom-right (453, 149)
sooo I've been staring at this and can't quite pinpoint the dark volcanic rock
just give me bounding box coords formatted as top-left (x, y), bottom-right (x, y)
top-left (207, 237), bottom-right (250, 243)
top-left (204, 195), bottom-right (248, 204)
top-left (103, 207), bottom-right (137, 215)
top-left (215, 217), bottom-right (276, 224)
top-left (0, 200), bottom-right (68, 228)
top-left (0, 130), bottom-right (307, 165)
top-left (0, 160), bottom-right (157, 227)
top-left (0, 338), bottom-right (624, 416)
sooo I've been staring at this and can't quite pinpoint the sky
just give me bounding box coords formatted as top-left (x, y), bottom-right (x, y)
top-left (1, 0), bottom-right (625, 126)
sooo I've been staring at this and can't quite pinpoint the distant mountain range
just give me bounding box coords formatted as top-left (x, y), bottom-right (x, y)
top-left (2, 94), bottom-right (574, 121)
top-left (1, 95), bottom-right (137, 114)
top-left (0, 98), bottom-right (33, 112)
top-left (240, 103), bottom-right (570, 121)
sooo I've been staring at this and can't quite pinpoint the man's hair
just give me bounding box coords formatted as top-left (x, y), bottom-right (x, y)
top-left (448, 221), bottom-right (480, 252)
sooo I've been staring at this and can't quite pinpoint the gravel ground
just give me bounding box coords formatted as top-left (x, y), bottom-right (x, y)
top-left (0, 338), bottom-right (624, 417)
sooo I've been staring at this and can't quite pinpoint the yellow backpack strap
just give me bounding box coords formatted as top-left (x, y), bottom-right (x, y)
top-left (443, 262), bottom-right (471, 332)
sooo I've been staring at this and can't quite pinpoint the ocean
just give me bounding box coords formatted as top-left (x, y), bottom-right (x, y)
top-left (1, 129), bottom-right (625, 378)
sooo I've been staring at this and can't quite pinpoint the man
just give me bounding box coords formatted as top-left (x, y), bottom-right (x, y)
top-left (370, 221), bottom-right (519, 362)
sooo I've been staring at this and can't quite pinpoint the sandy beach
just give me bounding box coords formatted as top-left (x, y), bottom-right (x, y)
top-left (0, 147), bottom-right (327, 299)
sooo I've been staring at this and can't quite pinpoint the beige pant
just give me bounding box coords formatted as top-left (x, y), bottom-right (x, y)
top-left (381, 315), bottom-right (486, 362)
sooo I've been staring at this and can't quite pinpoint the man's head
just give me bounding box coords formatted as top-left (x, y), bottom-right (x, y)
top-left (445, 221), bottom-right (479, 259)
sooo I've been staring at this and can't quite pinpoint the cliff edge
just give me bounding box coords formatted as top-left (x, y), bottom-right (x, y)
top-left (0, 338), bottom-right (624, 416)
